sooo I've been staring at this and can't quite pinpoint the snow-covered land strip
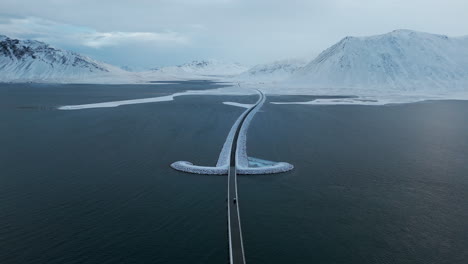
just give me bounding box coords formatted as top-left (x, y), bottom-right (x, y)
top-left (170, 161), bottom-right (228, 175)
top-left (170, 89), bottom-right (294, 175)
top-left (58, 95), bottom-right (176, 110)
top-left (271, 98), bottom-right (390, 106)
top-left (222, 102), bottom-right (254, 108)
top-left (269, 95), bottom-right (421, 105)
top-left (215, 106), bottom-right (251, 168)
top-left (230, 79), bottom-right (468, 106)
top-left (237, 162), bottom-right (294, 175)
top-left (235, 90), bottom-right (294, 174)
top-left (170, 91), bottom-right (256, 174)
top-left (235, 90), bottom-right (265, 168)
top-left (58, 87), bottom-right (256, 110)
top-left (268, 90), bottom-right (468, 106)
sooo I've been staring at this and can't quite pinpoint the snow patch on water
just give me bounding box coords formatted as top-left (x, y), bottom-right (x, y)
top-left (269, 92), bottom-right (468, 106)
top-left (223, 102), bottom-right (254, 108)
top-left (58, 95), bottom-right (176, 110)
top-left (271, 97), bottom-right (393, 106)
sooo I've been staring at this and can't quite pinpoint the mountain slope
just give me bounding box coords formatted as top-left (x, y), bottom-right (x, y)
top-left (146, 60), bottom-right (248, 78)
top-left (236, 59), bottom-right (307, 82)
top-left (292, 30), bottom-right (468, 90)
top-left (0, 35), bottom-right (129, 82)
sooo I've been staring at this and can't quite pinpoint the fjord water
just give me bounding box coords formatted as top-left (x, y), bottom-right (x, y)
top-left (0, 82), bottom-right (254, 264)
top-left (244, 97), bottom-right (468, 264)
top-left (1, 83), bottom-right (468, 263)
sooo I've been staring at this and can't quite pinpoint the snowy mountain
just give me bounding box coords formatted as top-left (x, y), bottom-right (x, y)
top-left (146, 60), bottom-right (248, 78)
top-left (236, 58), bottom-right (308, 82)
top-left (0, 36), bottom-right (245, 83)
top-left (0, 35), bottom-right (131, 83)
top-left (292, 30), bottom-right (468, 90)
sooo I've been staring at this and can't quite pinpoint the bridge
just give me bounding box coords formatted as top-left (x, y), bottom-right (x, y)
top-left (171, 89), bottom-right (292, 263)
top-left (227, 90), bottom-right (265, 264)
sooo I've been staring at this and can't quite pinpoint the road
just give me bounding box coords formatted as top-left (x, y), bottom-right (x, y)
top-left (227, 90), bottom-right (264, 264)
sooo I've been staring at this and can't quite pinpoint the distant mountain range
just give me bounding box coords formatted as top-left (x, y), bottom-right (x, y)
top-left (148, 60), bottom-right (248, 77)
top-left (2, 30), bottom-right (468, 90)
top-left (0, 35), bottom-right (245, 83)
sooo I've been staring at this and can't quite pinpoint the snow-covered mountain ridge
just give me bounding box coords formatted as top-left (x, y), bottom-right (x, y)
top-left (0, 35), bottom-right (128, 82)
top-left (291, 30), bottom-right (468, 90)
top-left (0, 35), bottom-right (232, 83)
top-left (3, 30), bottom-right (468, 93)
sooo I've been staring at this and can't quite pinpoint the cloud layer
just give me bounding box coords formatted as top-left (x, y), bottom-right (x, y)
top-left (0, 16), bottom-right (188, 48)
top-left (1, 0), bottom-right (468, 68)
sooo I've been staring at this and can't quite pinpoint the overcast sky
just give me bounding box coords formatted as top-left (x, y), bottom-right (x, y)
top-left (1, 0), bottom-right (467, 68)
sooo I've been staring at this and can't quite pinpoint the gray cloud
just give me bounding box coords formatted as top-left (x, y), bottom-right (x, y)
top-left (1, 0), bottom-right (467, 68)
top-left (0, 16), bottom-right (188, 47)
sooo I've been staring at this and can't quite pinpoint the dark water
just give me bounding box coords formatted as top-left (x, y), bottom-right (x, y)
top-left (0, 82), bottom-right (255, 264)
top-left (1, 84), bottom-right (468, 263)
top-left (244, 96), bottom-right (468, 264)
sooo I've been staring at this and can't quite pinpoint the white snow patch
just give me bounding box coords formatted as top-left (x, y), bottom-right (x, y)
top-left (223, 102), bottom-right (254, 108)
top-left (269, 91), bottom-right (468, 106)
top-left (271, 98), bottom-right (385, 105)
top-left (58, 95), bottom-right (176, 110)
